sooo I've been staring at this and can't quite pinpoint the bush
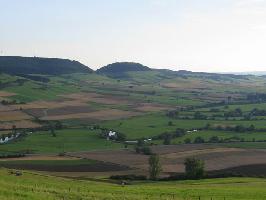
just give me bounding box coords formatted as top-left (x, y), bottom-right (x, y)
top-left (0, 154), bottom-right (25, 159)
top-left (209, 136), bottom-right (220, 143)
top-left (110, 174), bottom-right (147, 180)
top-left (142, 146), bottom-right (152, 155)
top-left (135, 146), bottom-right (152, 155)
top-left (168, 121), bottom-right (173, 126)
top-left (184, 157), bottom-right (205, 179)
top-left (194, 136), bottom-right (205, 144)
top-left (184, 138), bottom-right (191, 144)
top-left (116, 132), bottom-right (126, 141)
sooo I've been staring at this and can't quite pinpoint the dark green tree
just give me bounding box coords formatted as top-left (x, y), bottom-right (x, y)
top-left (184, 157), bottom-right (205, 179)
top-left (149, 154), bottom-right (162, 180)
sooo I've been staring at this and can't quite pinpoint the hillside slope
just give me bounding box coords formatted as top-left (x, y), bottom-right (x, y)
top-left (0, 56), bottom-right (92, 75)
top-left (0, 169), bottom-right (265, 200)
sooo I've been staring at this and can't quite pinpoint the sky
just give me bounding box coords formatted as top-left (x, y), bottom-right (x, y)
top-left (1, 0), bottom-right (266, 72)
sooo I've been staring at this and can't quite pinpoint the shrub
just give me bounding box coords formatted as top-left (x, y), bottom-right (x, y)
top-left (184, 138), bottom-right (191, 144)
top-left (184, 157), bottom-right (205, 179)
top-left (194, 136), bottom-right (205, 144)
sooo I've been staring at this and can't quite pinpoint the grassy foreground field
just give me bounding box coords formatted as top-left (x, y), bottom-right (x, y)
top-left (0, 169), bottom-right (266, 200)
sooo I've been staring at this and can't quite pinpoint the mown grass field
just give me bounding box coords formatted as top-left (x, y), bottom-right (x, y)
top-left (0, 169), bottom-right (266, 200)
top-left (0, 129), bottom-right (123, 154)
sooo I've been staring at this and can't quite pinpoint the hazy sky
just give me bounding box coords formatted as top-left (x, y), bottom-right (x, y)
top-left (1, 0), bottom-right (266, 72)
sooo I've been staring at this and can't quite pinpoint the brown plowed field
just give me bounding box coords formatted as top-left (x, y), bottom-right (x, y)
top-left (0, 91), bottom-right (16, 97)
top-left (41, 109), bottom-right (141, 121)
top-left (25, 106), bottom-right (96, 118)
top-left (0, 111), bottom-right (32, 121)
top-left (0, 105), bottom-right (16, 112)
top-left (12, 100), bottom-right (88, 110)
top-left (61, 92), bottom-right (133, 105)
top-left (68, 145), bottom-right (266, 174)
top-left (0, 161), bottom-right (130, 172)
top-left (210, 164), bottom-right (266, 177)
top-left (0, 120), bottom-right (41, 129)
top-left (134, 103), bottom-right (171, 112)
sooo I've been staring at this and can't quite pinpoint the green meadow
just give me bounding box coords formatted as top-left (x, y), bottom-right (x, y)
top-left (0, 129), bottom-right (123, 154)
top-left (0, 169), bottom-right (266, 200)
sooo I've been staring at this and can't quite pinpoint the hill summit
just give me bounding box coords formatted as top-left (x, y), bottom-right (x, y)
top-left (0, 56), bottom-right (92, 75)
top-left (97, 62), bottom-right (151, 75)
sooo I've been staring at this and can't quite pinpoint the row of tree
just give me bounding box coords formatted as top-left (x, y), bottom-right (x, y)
top-left (149, 155), bottom-right (204, 180)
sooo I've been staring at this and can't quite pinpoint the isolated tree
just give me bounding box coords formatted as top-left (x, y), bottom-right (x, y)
top-left (184, 157), bottom-right (205, 179)
top-left (149, 154), bottom-right (162, 180)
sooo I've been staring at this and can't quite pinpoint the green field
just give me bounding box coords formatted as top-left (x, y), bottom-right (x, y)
top-left (0, 169), bottom-right (266, 199)
top-left (0, 129), bottom-right (123, 154)
top-left (101, 113), bottom-right (266, 139)
top-left (172, 130), bottom-right (266, 144)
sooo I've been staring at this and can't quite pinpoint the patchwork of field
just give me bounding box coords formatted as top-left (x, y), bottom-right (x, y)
top-left (0, 90), bottom-right (172, 130)
top-left (0, 91), bottom-right (171, 127)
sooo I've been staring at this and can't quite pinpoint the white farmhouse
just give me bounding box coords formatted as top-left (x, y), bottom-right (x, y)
top-left (108, 131), bottom-right (116, 137)
top-left (106, 131), bottom-right (116, 140)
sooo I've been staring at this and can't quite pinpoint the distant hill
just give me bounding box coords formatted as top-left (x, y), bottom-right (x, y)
top-left (97, 62), bottom-right (151, 76)
top-left (0, 56), bottom-right (92, 75)
top-left (228, 71), bottom-right (266, 76)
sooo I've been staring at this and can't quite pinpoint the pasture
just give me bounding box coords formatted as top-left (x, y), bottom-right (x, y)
top-left (0, 129), bottom-right (123, 154)
top-left (0, 169), bottom-right (266, 199)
